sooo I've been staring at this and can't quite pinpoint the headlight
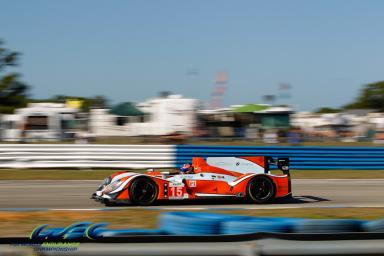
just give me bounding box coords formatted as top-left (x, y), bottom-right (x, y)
top-left (104, 177), bottom-right (111, 185)
top-left (103, 180), bottom-right (124, 194)
top-left (97, 176), bottom-right (111, 190)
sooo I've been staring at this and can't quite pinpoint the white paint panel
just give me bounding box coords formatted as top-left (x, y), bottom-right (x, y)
top-left (207, 157), bottom-right (265, 174)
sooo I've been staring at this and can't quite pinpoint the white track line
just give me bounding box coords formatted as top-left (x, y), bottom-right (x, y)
top-left (50, 208), bottom-right (102, 211)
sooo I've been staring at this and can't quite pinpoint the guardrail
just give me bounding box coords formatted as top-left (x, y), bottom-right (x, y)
top-left (1, 144), bottom-right (384, 170)
top-left (176, 145), bottom-right (384, 169)
top-left (0, 144), bottom-right (176, 169)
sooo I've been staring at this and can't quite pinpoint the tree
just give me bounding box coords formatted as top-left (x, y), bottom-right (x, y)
top-left (75, 95), bottom-right (109, 112)
top-left (0, 39), bottom-right (29, 113)
top-left (344, 81), bottom-right (384, 111)
top-left (315, 107), bottom-right (341, 114)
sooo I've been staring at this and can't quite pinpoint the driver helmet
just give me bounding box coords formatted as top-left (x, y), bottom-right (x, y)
top-left (180, 163), bottom-right (193, 173)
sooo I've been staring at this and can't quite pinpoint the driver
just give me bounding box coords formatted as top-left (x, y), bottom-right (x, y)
top-left (179, 163), bottom-right (194, 174)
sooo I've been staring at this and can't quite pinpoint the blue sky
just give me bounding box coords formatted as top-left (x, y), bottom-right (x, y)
top-left (1, 0), bottom-right (384, 110)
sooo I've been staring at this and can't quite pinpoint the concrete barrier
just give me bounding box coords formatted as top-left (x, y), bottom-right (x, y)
top-left (0, 144), bottom-right (175, 169)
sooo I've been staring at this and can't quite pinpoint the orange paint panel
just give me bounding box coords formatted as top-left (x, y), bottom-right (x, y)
top-left (116, 189), bottom-right (128, 200)
top-left (230, 175), bottom-right (253, 195)
top-left (195, 180), bottom-right (219, 194)
top-left (270, 175), bottom-right (290, 198)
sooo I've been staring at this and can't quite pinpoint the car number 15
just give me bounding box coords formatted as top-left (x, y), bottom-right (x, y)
top-left (169, 186), bottom-right (184, 199)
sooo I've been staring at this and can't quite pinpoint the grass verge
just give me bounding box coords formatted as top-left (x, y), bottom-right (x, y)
top-left (1, 207), bottom-right (384, 237)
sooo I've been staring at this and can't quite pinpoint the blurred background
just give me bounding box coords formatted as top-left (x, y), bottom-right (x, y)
top-left (1, 1), bottom-right (384, 145)
top-left (1, 89), bottom-right (384, 145)
top-left (1, 1), bottom-right (384, 255)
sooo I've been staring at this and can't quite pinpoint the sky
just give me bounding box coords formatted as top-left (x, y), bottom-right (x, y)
top-left (1, 0), bottom-right (384, 111)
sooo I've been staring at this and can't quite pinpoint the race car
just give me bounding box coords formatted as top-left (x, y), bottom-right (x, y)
top-left (92, 156), bottom-right (291, 206)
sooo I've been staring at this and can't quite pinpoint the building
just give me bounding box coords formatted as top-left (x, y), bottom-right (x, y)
top-left (291, 110), bottom-right (384, 142)
top-left (89, 94), bottom-right (199, 137)
top-left (198, 104), bottom-right (293, 138)
top-left (0, 103), bottom-right (78, 141)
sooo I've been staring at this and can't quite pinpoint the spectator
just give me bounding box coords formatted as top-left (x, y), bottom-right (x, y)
top-left (263, 130), bottom-right (278, 144)
top-left (288, 127), bottom-right (301, 145)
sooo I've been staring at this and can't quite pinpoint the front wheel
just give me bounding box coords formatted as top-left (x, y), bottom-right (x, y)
top-left (129, 177), bottom-right (158, 206)
top-left (246, 176), bottom-right (275, 203)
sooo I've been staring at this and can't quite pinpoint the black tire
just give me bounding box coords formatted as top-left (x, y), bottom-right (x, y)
top-left (129, 177), bottom-right (158, 206)
top-left (246, 176), bottom-right (275, 203)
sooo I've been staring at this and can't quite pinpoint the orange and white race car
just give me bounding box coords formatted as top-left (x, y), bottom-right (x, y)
top-left (92, 156), bottom-right (291, 206)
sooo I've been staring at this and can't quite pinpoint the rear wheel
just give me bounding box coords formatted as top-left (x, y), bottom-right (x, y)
top-left (129, 177), bottom-right (158, 206)
top-left (247, 176), bottom-right (275, 203)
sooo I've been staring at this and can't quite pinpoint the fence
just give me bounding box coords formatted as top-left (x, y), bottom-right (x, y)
top-left (176, 145), bottom-right (384, 170)
top-left (0, 144), bottom-right (384, 170)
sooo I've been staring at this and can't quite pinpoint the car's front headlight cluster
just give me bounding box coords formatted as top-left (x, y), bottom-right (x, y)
top-left (103, 180), bottom-right (124, 194)
top-left (97, 176), bottom-right (112, 191)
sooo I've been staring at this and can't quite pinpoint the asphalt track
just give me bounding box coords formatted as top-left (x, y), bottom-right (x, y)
top-left (0, 179), bottom-right (384, 210)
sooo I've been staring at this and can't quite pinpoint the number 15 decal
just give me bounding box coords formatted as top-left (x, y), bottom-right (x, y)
top-left (170, 186), bottom-right (183, 198)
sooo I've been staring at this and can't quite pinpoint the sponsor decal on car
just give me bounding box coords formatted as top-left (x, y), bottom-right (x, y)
top-left (169, 182), bottom-right (184, 187)
top-left (188, 180), bottom-right (197, 187)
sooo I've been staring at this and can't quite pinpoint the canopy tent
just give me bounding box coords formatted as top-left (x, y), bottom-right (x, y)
top-left (110, 102), bottom-right (145, 116)
top-left (233, 104), bottom-right (270, 113)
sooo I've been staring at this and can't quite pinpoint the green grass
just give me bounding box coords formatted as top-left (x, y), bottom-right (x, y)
top-left (0, 169), bottom-right (383, 180)
top-left (1, 207), bottom-right (384, 237)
